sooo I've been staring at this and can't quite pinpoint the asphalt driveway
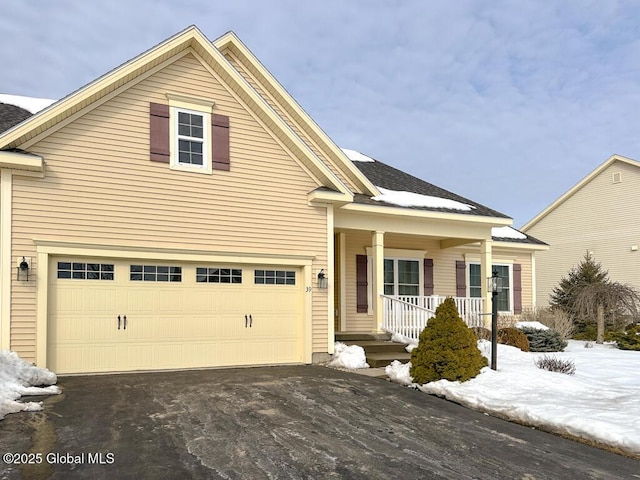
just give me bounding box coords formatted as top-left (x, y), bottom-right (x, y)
top-left (0, 365), bottom-right (637, 479)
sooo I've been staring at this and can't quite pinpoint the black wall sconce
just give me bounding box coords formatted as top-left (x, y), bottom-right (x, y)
top-left (17, 257), bottom-right (30, 281)
top-left (317, 269), bottom-right (328, 289)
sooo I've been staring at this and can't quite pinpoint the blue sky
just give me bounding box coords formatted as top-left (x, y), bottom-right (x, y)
top-left (2, 0), bottom-right (640, 227)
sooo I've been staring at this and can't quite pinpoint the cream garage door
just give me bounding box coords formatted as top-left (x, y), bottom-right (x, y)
top-left (48, 258), bottom-right (303, 374)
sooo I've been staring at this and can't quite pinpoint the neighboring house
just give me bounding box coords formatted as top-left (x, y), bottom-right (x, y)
top-left (522, 154), bottom-right (640, 307)
top-left (0, 26), bottom-right (546, 375)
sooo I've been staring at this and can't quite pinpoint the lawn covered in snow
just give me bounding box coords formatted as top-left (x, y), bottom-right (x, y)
top-left (384, 340), bottom-right (640, 456)
top-left (0, 350), bottom-right (60, 420)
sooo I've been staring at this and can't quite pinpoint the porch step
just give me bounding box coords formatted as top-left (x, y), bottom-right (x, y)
top-left (335, 332), bottom-right (411, 368)
top-left (342, 340), bottom-right (407, 354)
top-left (366, 352), bottom-right (412, 368)
top-left (335, 332), bottom-right (392, 342)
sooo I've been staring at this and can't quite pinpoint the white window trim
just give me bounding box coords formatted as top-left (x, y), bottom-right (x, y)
top-left (166, 93), bottom-right (216, 175)
top-left (367, 256), bottom-right (423, 314)
top-left (467, 261), bottom-right (513, 314)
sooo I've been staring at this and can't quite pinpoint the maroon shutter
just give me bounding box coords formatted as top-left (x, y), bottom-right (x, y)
top-left (356, 255), bottom-right (368, 313)
top-left (150, 103), bottom-right (170, 163)
top-left (423, 259), bottom-right (434, 296)
top-left (455, 260), bottom-right (466, 297)
top-left (212, 114), bottom-right (230, 171)
top-left (513, 263), bottom-right (522, 314)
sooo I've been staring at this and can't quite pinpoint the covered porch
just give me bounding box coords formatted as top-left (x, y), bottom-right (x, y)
top-left (332, 205), bottom-right (509, 339)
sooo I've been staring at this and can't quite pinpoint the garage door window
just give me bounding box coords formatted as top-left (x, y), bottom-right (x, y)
top-left (196, 267), bottom-right (242, 283)
top-left (130, 265), bottom-right (182, 282)
top-left (254, 270), bottom-right (295, 285)
top-left (57, 262), bottom-right (114, 280)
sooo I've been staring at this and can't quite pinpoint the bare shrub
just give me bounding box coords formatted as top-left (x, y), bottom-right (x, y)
top-left (497, 313), bottom-right (517, 329)
top-left (470, 327), bottom-right (491, 341)
top-left (520, 306), bottom-right (574, 339)
top-left (534, 355), bottom-right (576, 375)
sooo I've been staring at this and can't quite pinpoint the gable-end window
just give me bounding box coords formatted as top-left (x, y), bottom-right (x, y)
top-left (469, 264), bottom-right (511, 312)
top-left (150, 94), bottom-right (230, 174)
top-left (177, 110), bottom-right (205, 166)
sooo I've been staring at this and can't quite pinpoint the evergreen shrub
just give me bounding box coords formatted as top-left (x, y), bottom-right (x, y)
top-left (609, 324), bottom-right (640, 351)
top-left (519, 327), bottom-right (568, 352)
top-left (497, 327), bottom-right (530, 352)
top-left (410, 298), bottom-right (487, 384)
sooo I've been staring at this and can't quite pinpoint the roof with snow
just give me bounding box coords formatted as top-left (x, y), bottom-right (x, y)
top-left (350, 153), bottom-right (509, 218)
top-left (344, 149), bottom-right (546, 245)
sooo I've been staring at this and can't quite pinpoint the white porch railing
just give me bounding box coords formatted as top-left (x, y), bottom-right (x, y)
top-left (381, 295), bottom-right (485, 340)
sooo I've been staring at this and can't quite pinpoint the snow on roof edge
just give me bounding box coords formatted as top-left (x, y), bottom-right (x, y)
top-left (0, 94), bottom-right (57, 114)
top-left (341, 148), bottom-right (374, 162)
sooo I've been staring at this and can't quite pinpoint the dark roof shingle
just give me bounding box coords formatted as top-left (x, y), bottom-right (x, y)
top-left (0, 103), bottom-right (32, 134)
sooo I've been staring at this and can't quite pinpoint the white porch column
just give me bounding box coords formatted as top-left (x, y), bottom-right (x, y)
top-left (371, 230), bottom-right (385, 332)
top-left (480, 238), bottom-right (493, 329)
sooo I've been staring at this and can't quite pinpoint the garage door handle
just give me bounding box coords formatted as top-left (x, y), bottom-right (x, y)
top-left (245, 315), bottom-right (248, 328)
top-left (249, 314), bottom-right (253, 328)
top-left (124, 315), bottom-right (127, 330)
top-left (117, 315), bottom-right (121, 330)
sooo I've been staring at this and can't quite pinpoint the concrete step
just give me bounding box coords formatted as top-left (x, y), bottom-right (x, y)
top-left (335, 331), bottom-right (391, 342)
top-left (343, 340), bottom-right (408, 354)
top-left (366, 352), bottom-right (412, 368)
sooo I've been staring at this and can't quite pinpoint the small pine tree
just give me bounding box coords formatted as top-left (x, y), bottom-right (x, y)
top-left (410, 298), bottom-right (487, 384)
top-left (550, 251), bottom-right (609, 314)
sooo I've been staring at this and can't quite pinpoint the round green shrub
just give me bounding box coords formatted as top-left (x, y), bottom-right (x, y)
top-left (609, 324), bottom-right (640, 351)
top-left (497, 327), bottom-right (530, 352)
top-left (519, 327), bottom-right (568, 352)
top-left (410, 298), bottom-right (488, 384)
top-left (471, 327), bottom-right (491, 341)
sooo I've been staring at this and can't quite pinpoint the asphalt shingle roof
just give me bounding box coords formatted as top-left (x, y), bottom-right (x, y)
top-left (352, 157), bottom-right (510, 218)
top-left (0, 103), bottom-right (32, 134)
top-left (351, 156), bottom-right (546, 246)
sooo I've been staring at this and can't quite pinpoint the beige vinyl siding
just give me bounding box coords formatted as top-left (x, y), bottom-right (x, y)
top-left (526, 160), bottom-right (640, 306)
top-left (342, 231), bottom-right (534, 331)
top-left (224, 52), bottom-right (359, 194)
top-left (11, 53), bottom-right (329, 360)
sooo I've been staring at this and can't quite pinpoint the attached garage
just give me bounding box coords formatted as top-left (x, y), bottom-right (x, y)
top-left (47, 257), bottom-right (305, 374)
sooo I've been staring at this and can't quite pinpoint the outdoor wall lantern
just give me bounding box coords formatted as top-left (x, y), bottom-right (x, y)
top-left (487, 270), bottom-right (503, 370)
top-left (317, 269), bottom-right (328, 289)
top-left (17, 257), bottom-right (30, 281)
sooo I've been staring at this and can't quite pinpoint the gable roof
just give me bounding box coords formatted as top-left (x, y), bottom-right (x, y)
top-left (522, 154), bottom-right (640, 231)
top-left (0, 26), bottom-right (353, 201)
top-left (213, 32), bottom-right (378, 197)
top-left (351, 154), bottom-right (510, 218)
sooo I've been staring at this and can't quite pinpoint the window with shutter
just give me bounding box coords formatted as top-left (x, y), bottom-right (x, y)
top-left (149, 96), bottom-right (230, 174)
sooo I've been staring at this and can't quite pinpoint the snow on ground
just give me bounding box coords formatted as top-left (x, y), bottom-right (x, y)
top-left (515, 321), bottom-right (549, 330)
top-left (0, 350), bottom-right (60, 420)
top-left (385, 340), bottom-right (640, 455)
top-left (0, 94), bottom-right (56, 114)
top-left (328, 342), bottom-right (369, 369)
top-left (372, 187), bottom-right (475, 211)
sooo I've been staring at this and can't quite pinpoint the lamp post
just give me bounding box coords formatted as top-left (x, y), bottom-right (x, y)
top-left (488, 270), bottom-right (503, 370)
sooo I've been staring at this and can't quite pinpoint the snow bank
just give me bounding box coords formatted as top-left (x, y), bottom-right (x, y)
top-left (387, 340), bottom-right (640, 455)
top-left (0, 350), bottom-right (60, 420)
top-left (328, 342), bottom-right (369, 369)
top-left (385, 360), bottom-right (413, 385)
top-left (389, 331), bottom-right (418, 352)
